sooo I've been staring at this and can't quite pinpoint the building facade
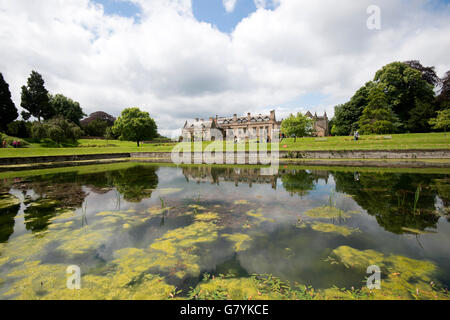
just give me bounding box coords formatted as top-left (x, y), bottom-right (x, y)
top-left (305, 111), bottom-right (330, 137)
top-left (182, 110), bottom-right (282, 142)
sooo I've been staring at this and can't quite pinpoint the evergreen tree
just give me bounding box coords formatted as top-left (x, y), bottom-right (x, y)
top-left (0, 73), bottom-right (18, 131)
top-left (358, 85), bottom-right (401, 134)
top-left (21, 71), bottom-right (53, 122)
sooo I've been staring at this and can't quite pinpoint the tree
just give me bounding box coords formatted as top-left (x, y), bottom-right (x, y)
top-left (82, 119), bottom-right (109, 137)
top-left (437, 70), bottom-right (450, 110)
top-left (104, 127), bottom-right (114, 145)
top-left (49, 94), bottom-right (85, 125)
top-left (358, 84), bottom-right (401, 134)
top-left (429, 109), bottom-right (450, 134)
top-left (403, 60), bottom-right (440, 87)
top-left (80, 111), bottom-right (116, 126)
top-left (31, 116), bottom-right (82, 145)
top-left (7, 120), bottom-right (31, 138)
top-left (281, 112), bottom-right (313, 141)
top-left (112, 107), bottom-right (158, 146)
top-left (331, 83), bottom-right (372, 136)
top-left (21, 71), bottom-right (53, 122)
top-left (0, 73), bottom-right (18, 131)
top-left (374, 62), bottom-right (435, 132)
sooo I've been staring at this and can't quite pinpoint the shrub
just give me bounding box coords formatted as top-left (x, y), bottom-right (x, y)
top-left (6, 120), bottom-right (32, 138)
top-left (30, 116), bottom-right (83, 146)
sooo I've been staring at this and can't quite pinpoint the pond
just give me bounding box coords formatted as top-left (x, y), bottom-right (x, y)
top-left (0, 162), bottom-right (449, 300)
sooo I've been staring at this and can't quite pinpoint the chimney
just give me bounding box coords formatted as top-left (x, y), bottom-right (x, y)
top-left (209, 117), bottom-right (213, 121)
top-left (233, 114), bottom-right (237, 121)
top-left (195, 118), bottom-right (199, 122)
top-left (270, 110), bottom-right (275, 121)
top-left (247, 112), bottom-right (251, 121)
top-left (200, 118), bottom-right (204, 122)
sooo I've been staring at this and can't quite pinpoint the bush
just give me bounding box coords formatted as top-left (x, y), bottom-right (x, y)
top-left (6, 121), bottom-right (32, 139)
top-left (30, 116), bottom-right (83, 146)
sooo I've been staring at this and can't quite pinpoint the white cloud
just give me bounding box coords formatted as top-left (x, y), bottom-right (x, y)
top-left (0, 0), bottom-right (449, 138)
top-left (223, 0), bottom-right (238, 13)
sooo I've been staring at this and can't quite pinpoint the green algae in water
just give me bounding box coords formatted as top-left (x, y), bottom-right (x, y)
top-left (310, 222), bottom-right (360, 236)
top-left (304, 206), bottom-right (350, 219)
top-left (246, 209), bottom-right (275, 223)
top-left (194, 212), bottom-right (219, 221)
top-left (3, 260), bottom-right (176, 300)
top-left (222, 233), bottom-right (252, 252)
top-left (158, 188), bottom-right (183, 195)
top-left (327, 246), bottom-right (448, 300)
top-left (0, 193), bottom-right (21, 211)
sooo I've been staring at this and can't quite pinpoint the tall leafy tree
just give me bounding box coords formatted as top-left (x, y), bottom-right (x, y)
top-left (331, 82), bottom-right (372, 136)
top-left (21, 71), bottom-right (53, 122)
top-left (112, 107), bottom-right (158, 146)
top-left (358, 84), bottom-right (401, 134)
top-left (281, 112), bottom-right (313, 141)
top-left (49, 94), bottom-right (85, 125)
top-left (374, 62), bottom-right (435, 132)
top-left (0, 73), bottom-right (18, 131)
top-left (437, 70), bottom-right (450, 110)
top-left (403, 60), bottom-right (440, 87)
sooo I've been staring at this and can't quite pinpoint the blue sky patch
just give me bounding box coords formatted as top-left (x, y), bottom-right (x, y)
top-left (92, 0), bottom-right (141, 20)
top-left (192, 0), bottom-right (279, 33)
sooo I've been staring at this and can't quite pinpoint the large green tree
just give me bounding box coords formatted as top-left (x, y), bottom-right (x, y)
top-left (112, 107), bottom-right (157, 146)
top-left (358, 84), bottom-right (401, 134)
top-left (403, 60), bottom-right (440, 87)
top-left (0, 73), bottom-right (18, 131)
top-left (331, 83), bottom-right (372, 136)
top-left (281, 112), bottom-right (313, 141)
top-left (374, 62), bottom-right (435, 132)
top-left (21, 71), bottom-right (54, 122)
top-left (49, 94), bottom-right (85, 125)
top-left (437, 70), bottom-right (450, 111)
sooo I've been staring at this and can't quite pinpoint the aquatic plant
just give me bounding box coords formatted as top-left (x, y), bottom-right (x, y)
top-left (327, 246), bottom-right (449, 300)
top-left (304, 206), bottom-right (350, 220)
top-left (413, 185), bottom-right (421, 215)
top-left (222, 233), bottom-right (252, 252)
top-left (310, 222), bottom-right (359, 236)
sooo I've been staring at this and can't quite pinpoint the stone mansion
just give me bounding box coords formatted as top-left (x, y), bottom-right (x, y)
top-left (182, 110), bottom-right (329, 141)
top-left (182, 110), bottom-right (282, 142)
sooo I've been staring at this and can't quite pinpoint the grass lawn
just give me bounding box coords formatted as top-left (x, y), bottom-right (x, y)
top-left (0, 133), bottom-right (448, 158)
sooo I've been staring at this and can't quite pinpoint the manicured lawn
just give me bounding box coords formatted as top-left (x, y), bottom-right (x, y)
top-left (0, 133), bottom-right (448, 158)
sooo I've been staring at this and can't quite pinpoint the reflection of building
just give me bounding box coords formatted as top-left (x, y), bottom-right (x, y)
top-left (305, 111), bottom-right (330, 137)
top-left (182, 166), bottom-right (280, 189)
top-left (182, 110), bottom-right (282, 142)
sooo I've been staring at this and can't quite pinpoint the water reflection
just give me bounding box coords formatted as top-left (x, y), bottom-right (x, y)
top-left (0, 163), bottom-right (448, 299)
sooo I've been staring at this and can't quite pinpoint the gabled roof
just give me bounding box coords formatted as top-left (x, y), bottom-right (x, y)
top-left (183, 119), bottom-right (215, 129)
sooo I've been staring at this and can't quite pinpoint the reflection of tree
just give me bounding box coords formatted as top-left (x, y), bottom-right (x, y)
top-left (281, 170), bottom-right (316, 197)
top-left (112, 166), bottom-right (158, 202)
top-left (0, 194), bottom-right (20, 242)
top-left (333, 171), bottom-right (442, 234)
top-left (24, 199), bottom-right (59, 233)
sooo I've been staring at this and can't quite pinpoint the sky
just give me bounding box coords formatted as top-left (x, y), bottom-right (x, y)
top-left (0, 0), bottom-right (449, 138)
